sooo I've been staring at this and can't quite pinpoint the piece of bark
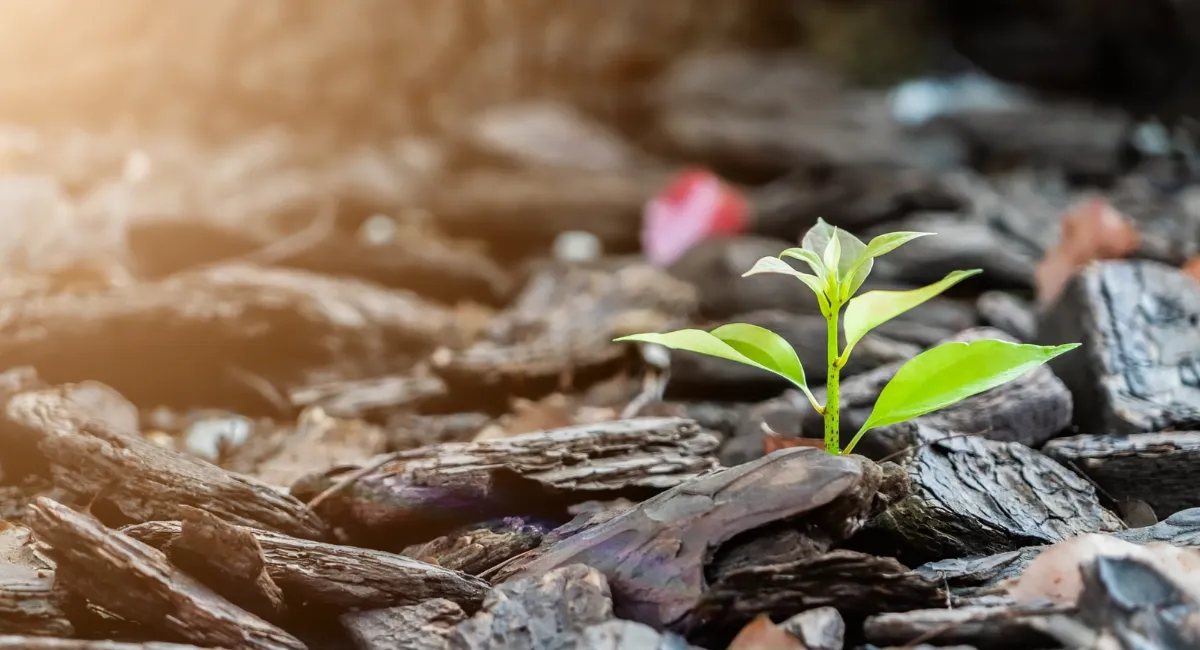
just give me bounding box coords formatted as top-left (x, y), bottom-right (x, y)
top-left (1037, 260), bottom-right (1200, 434)
top-left (779, 607), bottom-right (843, 650)
top-left (290, 417), bottom-right (720, 547)
top-left (5, 386), bottom-right (328, 540)
top-left (286, 374), bottom-right (447, 421)
top-left (401, 517), bottom-right (547, 575)
top-left (1043, 432), bottom-right (1200, 517)
top-left (976, 291), bottom-right (1036, 342)
top-left (121, 520), bottom-right (489, 614)
top-left (499, 447), bottom-right (881, 632)
top-left (341, 599), bottom-right (466, 650)
top-left (0, 639), bottom-right (214, 650)
top-left (864, 605), bottom-right (1059, 650)
top-left (696, 551), bottom-right (941, 638)
top-left (806, 328), bottom-right (1074, 458)
top-left (431, 261), bottom-right (697, 392)
top-left (27, 498), bottom-right (305, 650)
top-left (449, 563), bottom-right (612, 649)
top-left (917, 507), bottom-right (1200, 596)
top-left (446, 563), bottom-right (701, 650)
top-left (859, 431), bottom-right (1125, 565)
top-left (0, 262), bottom-right (459, 413)
top-left (163, 506), bottom-right (287, 624)
top-left (0, 523), bottom-right (72, 639)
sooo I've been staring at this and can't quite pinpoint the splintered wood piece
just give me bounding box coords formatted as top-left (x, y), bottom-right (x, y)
top-left (864, 605), bottom-right (1059, 649)
top-left (290, 417), bottom-right (720, 546)
top-left (122, 520), bottom-right (490, 613)
top-left (1044, 431), bottom-right (1200, 517)
top-left (165, 506), bottom-right (287, 623)
top-left (0, 561), bottom-right (73, 637)
top-left (341, 599), bottom-right (466, 650)
top-left (0, 262), bottom-right (458, 412)
top-left (862, 431), bottom-right (1125, 565)
top-left (400, 518), bottom-right (547, 575)
top-left (697, 550), bottom-right (941, 634)
top-left (498, 448), bottom-right (875, 632)
top-left (27, 498), bottom-right (305, 650)
top-left (809, 327), bottom-right (1073, 459)
top-left (5, 387), bottom-right (328, 540)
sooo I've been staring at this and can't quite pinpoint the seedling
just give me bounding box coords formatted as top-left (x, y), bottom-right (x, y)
top-left (616, 219), bottom-right (1079, 455)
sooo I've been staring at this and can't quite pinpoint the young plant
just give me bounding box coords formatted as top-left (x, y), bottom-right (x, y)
top-left (616, 219), bottom-right (1078, 456)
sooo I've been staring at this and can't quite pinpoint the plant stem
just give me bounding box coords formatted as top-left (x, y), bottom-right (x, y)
top-left (825, 303), bottom-right (841, 454)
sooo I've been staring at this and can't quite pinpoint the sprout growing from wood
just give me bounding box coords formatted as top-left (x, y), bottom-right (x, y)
top-left (617, 218), bottom-right (1079, 455)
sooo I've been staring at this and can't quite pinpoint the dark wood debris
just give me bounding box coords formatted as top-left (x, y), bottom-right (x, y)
top-left (290, 417), bottom-right (719, 547)
top-left (27, 497), bottom-right (306, 650)
top-left (1044, 431), bottom-right (1200, 516)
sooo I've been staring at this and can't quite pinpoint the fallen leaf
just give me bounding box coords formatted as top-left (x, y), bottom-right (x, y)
top-left (1034, 198), bottom-right (1138, 307)
top-left (642, 168), bottom-right (749, 267)
top-left (727, 614), bottom-right (807, 650)
top-left (1183, 257), bottom-right (1200, 284)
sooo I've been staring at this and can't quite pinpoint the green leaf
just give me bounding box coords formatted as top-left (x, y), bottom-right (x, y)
top-left (743, 257), bottom-right (831, 313)
top-left (840, 231), bottom-right (933, 301)
top-left (778, 248), bottom-right (826, 279)
top-left (842, 269), bottom-right (981, 357)
top-left (801, 218), bottom-right (836, 256)
top-left (845, 339), bottom-right (1080, 453)
top-left (823, 230), bottom-right (843, 292)
top-left (615, 325), bottom-right (819, 408)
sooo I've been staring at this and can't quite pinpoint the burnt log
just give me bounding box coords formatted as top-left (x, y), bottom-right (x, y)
top-left (121, 520), bottom-right (489, 614)
top-left (1044, 431), bottom-right (1200, 517)
top-left (857, 431), bottom-right (1125, 565)
top-left (805, 328), bottom-right (1074, 458)
top-left (289, 417), bottom-right (719, 548)
top-left (5, 386), bottom-right (328, 540)
top-left (1037, 260), bottom-right (1200, 434)
top-left (27, 498), bottom-right (305, 650)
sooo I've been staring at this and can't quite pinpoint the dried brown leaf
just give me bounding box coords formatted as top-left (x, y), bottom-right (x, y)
top-left (727, 614), bottom-right (807, 650)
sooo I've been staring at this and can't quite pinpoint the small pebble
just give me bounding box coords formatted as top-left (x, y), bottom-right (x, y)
top-left (553, 230), bottom-right (601, 262)
top-left (184, 416), bottom-right (253, 462)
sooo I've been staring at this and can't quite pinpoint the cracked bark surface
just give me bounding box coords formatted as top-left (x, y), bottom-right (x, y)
top-left (121, 520), bottom-right (490, 614)
top-left (857, 430), bottom-right (1125, 565)
top-left (496, 447), bottom-right (881, 633)
top-left (400, 517), bottom-right (547, 576)
top-left (916, 507), bottom-right (1200, 596)
top-left (1043, 431), bottom-right (1200, 516)
top-left (806, 328), bottom-right (1073, 459)
top-left (0, 263), bottom-right (457, 412)
top-left (1037, 259), bottom-right (1200, 434)
top-left (27, 498), bottom-right (305, 650)
top-left (5, 386), bottom-right (328, 540)
top-left (341, 599), bottom-right (466, 650)
top-left (290, 417), bottom-right (720, 547)
top-left (430, 262), bottom-right (697, 387)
